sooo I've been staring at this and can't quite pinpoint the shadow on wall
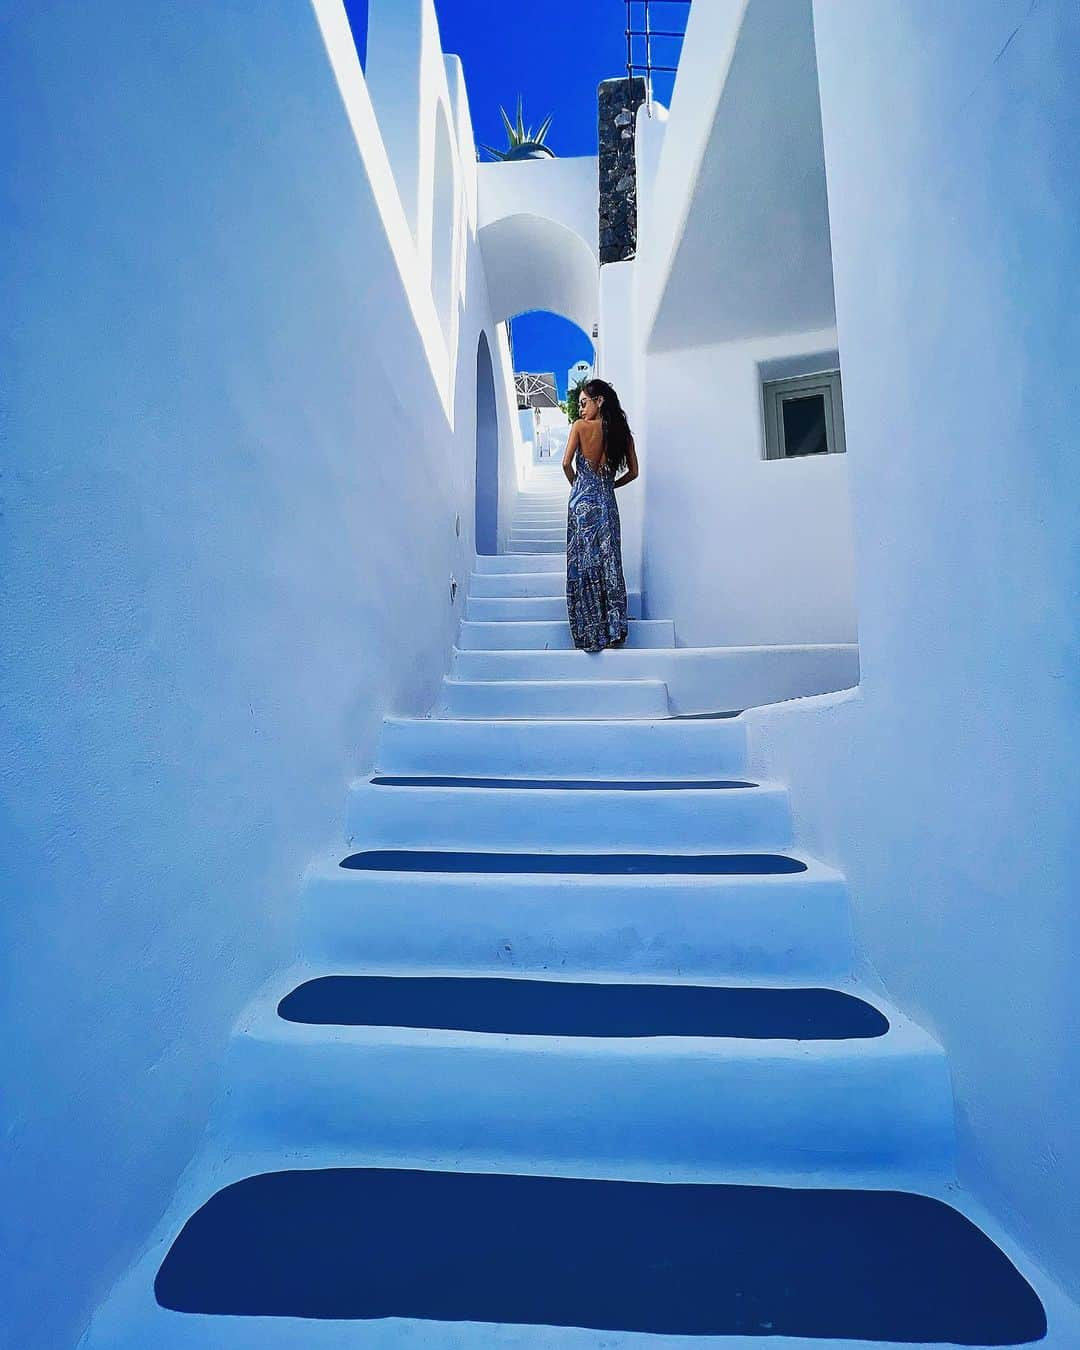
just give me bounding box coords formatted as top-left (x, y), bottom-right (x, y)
top-left (475, 331), bottom-right (499, 553)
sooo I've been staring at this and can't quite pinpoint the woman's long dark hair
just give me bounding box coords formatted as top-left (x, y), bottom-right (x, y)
top-left (583, 378), bottom-right (632, 475)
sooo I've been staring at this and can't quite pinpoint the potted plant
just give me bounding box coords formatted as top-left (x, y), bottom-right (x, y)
top-left (480, 95), bottom-right (555, 161)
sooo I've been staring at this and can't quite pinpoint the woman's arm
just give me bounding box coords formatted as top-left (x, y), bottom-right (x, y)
top-left (562, 420), bottom-right (581, 486)
top-left (614, 432), bottom-right (639, 489)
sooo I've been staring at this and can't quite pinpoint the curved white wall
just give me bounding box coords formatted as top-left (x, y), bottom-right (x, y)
top-left (647, 0), bottom-right (834, 352)
top-left (478, 155), bottom-right (598, 256)
top-left (0, 3), bottom-right (515, 1347)
top-left (325, 0), bottom-right (467, 413)
top-left (478, 211), bottom-right (599, 340)
top-left (476, 152), bottom-right (600, 501)
top-left (430, 106), bottom-right (458, 338)
top-left (634, 0), bottom-right (856, 645)
top-left (747, 0), bottom-right (1080, 1300)
top-left (639, 0), bottom-right (747, 349)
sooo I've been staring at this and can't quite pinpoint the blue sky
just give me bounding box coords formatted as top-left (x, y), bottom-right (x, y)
top-left (343, 1), bottom-right (685, 395)
top-left (433, 1), bottom-right (628, 159)
top-left (437, 0), bottom-right (624, 396)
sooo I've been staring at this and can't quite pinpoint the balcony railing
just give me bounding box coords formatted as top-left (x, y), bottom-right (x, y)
top-left (624, 0), bottom-right (691, 114)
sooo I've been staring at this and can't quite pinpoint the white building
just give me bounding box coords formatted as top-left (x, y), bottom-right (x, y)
top-left (3, 1), bottom-right (1078, 1346)
top-left (535, 404), bottom-right (571, 463)
top-left (567, 358), bottom-right (593, 392)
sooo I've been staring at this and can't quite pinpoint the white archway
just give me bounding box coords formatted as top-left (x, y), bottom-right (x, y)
top-left (474, 332), bottom-right (499, 555)
top-left (478, 213), bottom-right (598, 339)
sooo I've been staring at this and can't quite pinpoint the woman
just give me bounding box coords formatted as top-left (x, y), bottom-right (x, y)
top-left (561, 379), bottom-right (639, 653)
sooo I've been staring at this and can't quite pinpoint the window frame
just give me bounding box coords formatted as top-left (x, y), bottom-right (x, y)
top-left (762, 369), bottom-right (846, 461)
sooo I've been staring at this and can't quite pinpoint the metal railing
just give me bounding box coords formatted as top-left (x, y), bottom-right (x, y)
top-left (624, 0), bottom-right (691, 115)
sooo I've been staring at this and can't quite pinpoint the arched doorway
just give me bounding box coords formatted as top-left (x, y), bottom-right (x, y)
top-left (474, 332), bottom-right (499, 555)
top-left (507, 310), bottom-right (594, 467)
top-left (477, 212), bottom-right (598, 340)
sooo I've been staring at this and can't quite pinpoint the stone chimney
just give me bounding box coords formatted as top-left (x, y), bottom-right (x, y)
top-left (598, 76), bottom-right (647, 265)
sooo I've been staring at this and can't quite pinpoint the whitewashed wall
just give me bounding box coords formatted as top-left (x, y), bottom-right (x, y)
top-left (634, 0), bottom-right (856, 645)
top-left (0, 3), bottom-right (515, 1347)
top-left (494, 324), bottom-right (524, 547)
top-left (746, 0), bottom-right (1080, 1300)
top-left (597, 261), bottom-right (645, 591)
top-left (477, 156), bottom-right (599, 342)
top-left (641, 332), bottom-right (857, 645)
top-left (478, 156), bottom-right (598, 252)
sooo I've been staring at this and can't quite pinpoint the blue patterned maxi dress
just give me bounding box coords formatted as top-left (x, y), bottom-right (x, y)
top-left (566, 451), bottom-right (629, 652)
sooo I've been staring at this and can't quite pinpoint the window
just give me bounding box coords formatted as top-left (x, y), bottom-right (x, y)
top-left (762, 370), bottom-right (845, 460)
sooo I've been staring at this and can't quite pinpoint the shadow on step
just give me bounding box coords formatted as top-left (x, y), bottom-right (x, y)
top-left (671, 709), bottom-right (744, 719)
top-left (370, 775), bottom-right (756, 789)
top-left (339, 850), bottom-right (807, 875)
top-left (155, 1169), bottom-right (1046, 1342)
top-left (276, 976), bottom-right (888, 1039)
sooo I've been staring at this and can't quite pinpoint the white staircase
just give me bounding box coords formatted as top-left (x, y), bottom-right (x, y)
top-left (450, 486), bottom-right (664, 718)
top-left (508, 486), bottom-right (567, 554)
top-left (80, 483), bottom-right (1070, 1347)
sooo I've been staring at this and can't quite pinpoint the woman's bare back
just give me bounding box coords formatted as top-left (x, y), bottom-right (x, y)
top-left (573, 418), bottom-right (607, 471)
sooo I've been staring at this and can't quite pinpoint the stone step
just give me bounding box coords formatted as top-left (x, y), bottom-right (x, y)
top-left (226, 973), bottom-right (955, 1175)
top-left (509, 538), bottom-right (564, 553)
top-left (458, 619), bottom-right (674, 650)
top-left (76, 1164), bottom-right (1065, 1348)
top-left (454, 648), bottom-right (694, 682)
top-left (475, 553), bottom-right (565, 574)
top-left (339, 851), bottom-right (806, 875)
top-left (277, 974), bottom-right (891, 1038)
top-left (375, 714), bottom-right (747, 779)
top-left (466, 592), bottom-right (642, 621)
top-left (437, 677), bottom-right (669, 720)
top-left (301, 853), bottom-right (853, 979)
top-left (444, 644), bottom-right (860, 718)
top-left (510, 532), bottom-right (564, 546)
top-left (278, 974), bottom-right (892, 1038)
top-left (468, 570), bottom-right (569, 597)
top-left (146, 1165), bottom-right (1047, 1344)
top-left (346, 779), bottom-right (791, 853)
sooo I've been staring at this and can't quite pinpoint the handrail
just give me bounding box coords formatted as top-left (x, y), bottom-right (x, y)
top-left (624, 0), bottom-right (691, 114)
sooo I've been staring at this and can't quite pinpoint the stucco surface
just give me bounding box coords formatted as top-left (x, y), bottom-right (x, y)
top-left (5, 0), bottom-right (1080, 1341)
top-left (633, 0), bottom-right (854, 649)
top-left (641, 334), bottom-right (857, 647)
top-left (647, 0), bottom-right (835, 352)
top-left (746, 0), bottom-right (1080, 1299)
top-left (478, 157), bottom-right (598, 257)
top-left (0, 4), bottom-right (511, 1346)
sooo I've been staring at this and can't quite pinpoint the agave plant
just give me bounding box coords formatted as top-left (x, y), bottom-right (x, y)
top-left (479, 95), bottom-right (555, 161)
